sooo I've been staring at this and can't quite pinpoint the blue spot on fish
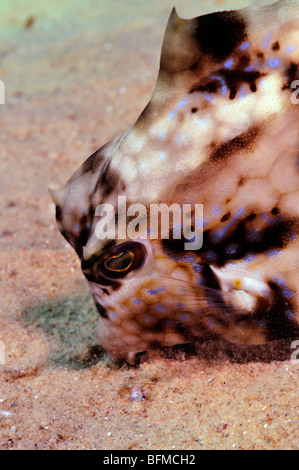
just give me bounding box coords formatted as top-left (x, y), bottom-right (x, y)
top-left (134, 298), bottom-right (141, 305)
top-left (75, 224), bottom-right (80, 232)
top-left (177, 99), bottom-right (188, 109)
top-left (168, 99), bottom-right (188, 120)
top-left (238, 84), bottom-right (247, 98)
top-left (163, 247), bottom-right (184, 261)
top-left (262, 212), bottom-right (285, 224)
top-left (247, 227), bottom-right (261, 242)
top-left (193, 264), bottom-right (202, 274)
top-left (156, 305), bottom-right (164, 312)
top-left (286, 45), bottom-right (295, 53)
top-left (286, 310), bottom-right (295, 319)
top-left (272, 277), bottom-right (286, 287)
top-left (211, 208), bottom-right (245, 243)
top-left (148, 287), bottom-right (165, 295)
top-left (195, 119), bottom-right (208, 127)
top-left (262, 32), bottom-right (272, 48)
top-left (213, 204), bottom-right (221, 215)
top-left (207, 74), bottom-right (227, 95)
top-left (204, 251), bottom-right (217, 263)
top-left (183, 254), bottom-right (196, 263)
top-left (262, 212), bottom-right (269, 222)
top-left (267, 249), bottom-right (280, 258)
top-left (224, 58), bottom-right (234, 69)
top-left (211, 229), bottom-right (225, 243)
top-left (256, 319), bottom-right (266, 327)
top-left (225, 243), bottom-right (239, 255)
top-left (268, 58), bottom-right (280, 68)
top-left (287, 232), bottom-right (296, 242)
top-left (259, 78), bottom-right (267, 89)
top-left (240, 41), bottom-right (250, 51)
top-left (243, 254), bottom-right (256, 264)
top-left (205, 94), bottom-right (214, 102)
top-left (283, 288), bottom-right (293, 299)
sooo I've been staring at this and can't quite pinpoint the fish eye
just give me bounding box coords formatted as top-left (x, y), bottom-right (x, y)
top-left (104, 251), bottom-right (135, 273)
top-left (98, 242), bottom-right (147, 280)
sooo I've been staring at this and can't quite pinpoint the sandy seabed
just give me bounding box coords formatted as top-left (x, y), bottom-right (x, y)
top-left (0, 0), bottom-right (298, 450)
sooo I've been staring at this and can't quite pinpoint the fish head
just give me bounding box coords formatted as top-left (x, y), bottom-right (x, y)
top-left (50, 0), bottom-right (299, 361)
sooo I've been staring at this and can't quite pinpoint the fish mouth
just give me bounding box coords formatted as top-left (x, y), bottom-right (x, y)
top-left (206, 267), bottom-right (276, 325)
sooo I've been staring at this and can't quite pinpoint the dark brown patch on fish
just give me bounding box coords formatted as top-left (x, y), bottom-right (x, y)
top-left (81, 149), bottom-right (105, 174)
top-left (94, 300), bottom-right (108, 319)
top-left (218, 68), bottom-right (264, 99)
top-left (265, 282), bottom-right (299, 341)
top-left (210, 126), bottom-right (260, 162)
top-left (195, 11), bottom-right (247, 61)
top-left (282, 62), bottom-right (299, 89)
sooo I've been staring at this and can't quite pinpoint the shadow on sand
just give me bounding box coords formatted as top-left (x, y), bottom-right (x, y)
top-left (22, 289), bottom-right (296, 370)
top-left (22, 290), bottom-right (107, 369)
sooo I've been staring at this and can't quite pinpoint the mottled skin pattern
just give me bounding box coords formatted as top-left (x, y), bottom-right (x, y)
top-left (51, 0), bottom-right (299, 362)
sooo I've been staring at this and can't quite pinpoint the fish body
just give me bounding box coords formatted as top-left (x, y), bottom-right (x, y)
top-left (51, 0), bottom-right (299, 362)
